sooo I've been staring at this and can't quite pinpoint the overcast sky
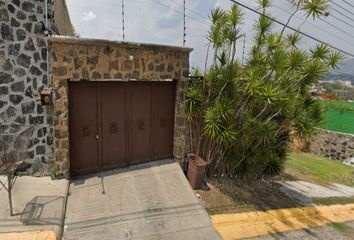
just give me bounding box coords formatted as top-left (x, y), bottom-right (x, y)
top-left (66, 0), bottom-right (354, 72)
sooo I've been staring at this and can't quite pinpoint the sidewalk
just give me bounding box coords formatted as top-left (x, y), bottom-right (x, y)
top-left (281, 181), bottom-right (354, 198)
top-left (0, 176), bottom-right (69, 240)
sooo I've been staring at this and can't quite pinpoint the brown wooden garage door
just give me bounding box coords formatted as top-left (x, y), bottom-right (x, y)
top-left (69, 81), bottom-right (176, 176)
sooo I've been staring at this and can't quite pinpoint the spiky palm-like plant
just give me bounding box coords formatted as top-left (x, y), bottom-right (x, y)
top-left (186, 0), bottom-right (344, 178)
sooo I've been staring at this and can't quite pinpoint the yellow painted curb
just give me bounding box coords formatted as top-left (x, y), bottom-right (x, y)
top-left (0, 230), bottom-right (56, 240)
top-left (211, 204), bottom-right (354, 240)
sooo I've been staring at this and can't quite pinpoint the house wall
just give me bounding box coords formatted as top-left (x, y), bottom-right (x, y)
top-left (309, 129), bottom-right (354, 166)
top-left (1, 0), bottom-right (53, 175)
top-left (52, 0), bottom-right (74, 36)
top-left (0, 0), bottom-right (73, 175)
top-left (48, 36), bottom-right (191, 177)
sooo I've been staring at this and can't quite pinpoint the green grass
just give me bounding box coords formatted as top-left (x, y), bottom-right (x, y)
top-left (285, 152), bottom-right (354, 187)
top-left (268, 231), bottom-right (282, 240)
top-left (320, 100), bottom-right (354, 134)
top-left (329, 222), bottom-right (350, 233)
top-left (321, 100), bottom-right (354, 109)
top-left (313, 197), bottom-right (354, 206)
top-left (321, 110), bottom-right (354, 134)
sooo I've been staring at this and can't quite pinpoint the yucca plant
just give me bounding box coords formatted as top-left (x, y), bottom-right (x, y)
top-left (186, 0), bottom-right (344, 178)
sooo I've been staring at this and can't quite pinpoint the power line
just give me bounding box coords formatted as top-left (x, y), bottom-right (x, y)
top-left (271, 4), bottom-right (354, 48)
top-left (66, 0), bottom-right (209, 43)
top-left (329, 12), bottom-right (354, 29)
top-left (151, 0), bottom-right (209, 46)
top-left (168, 0), bottom-right (208, 20)
top-left (285, 0), bottom-right (354, 27)
top-left (148, 0), bottom-right (209, 26)
top-left (329, 6), bottom-right (354, 23)
top-left (338, 0), bottom-right (354, 8)
top-left (320, 18), bottom-right (354, 40)
top-left (279, 1), bottom-right (354, 44)
top-left (331, 1), bottom-right (354, 16)
top-left (229, 0), bottom-right (354, 57)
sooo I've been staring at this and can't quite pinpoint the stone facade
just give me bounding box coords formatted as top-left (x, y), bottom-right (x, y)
top-left (309, 129), bottom-right (354, 167)
top-left (49, 36), bottom-right (191, 177)
top-left (1, 0), bottom-right (190, 177)
top-left (0, 0), bottom-right (73, 175)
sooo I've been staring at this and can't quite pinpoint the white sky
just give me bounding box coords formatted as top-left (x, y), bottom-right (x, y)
top-left (66, 0), bottom-right (354, 71)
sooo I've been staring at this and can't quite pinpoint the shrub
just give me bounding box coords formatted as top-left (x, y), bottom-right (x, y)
top-left (186, 0), bottom-right (343, 178)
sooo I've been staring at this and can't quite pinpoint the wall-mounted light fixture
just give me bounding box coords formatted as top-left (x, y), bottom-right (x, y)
top-left (40, 88), bottom-right (53, 105)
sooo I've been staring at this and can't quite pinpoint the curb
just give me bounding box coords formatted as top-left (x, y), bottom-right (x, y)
top-left (0, 230), bottom-right (56, 240)
top-left (212, 204), bottom-right (354, 240)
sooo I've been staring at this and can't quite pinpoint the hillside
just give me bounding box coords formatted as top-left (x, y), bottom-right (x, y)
top-left (322, 73), bottom-right (354, 85)
top-left (335, 58), bottom-right (354, 75)
top-left (321, 58), bottom-right (354, 84)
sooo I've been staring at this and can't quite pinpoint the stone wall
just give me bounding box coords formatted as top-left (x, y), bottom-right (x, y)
top-left (0, 0), bottom-right (54, 175)
top-left (48, 36), bottom-right (191, 177)
top-left (0, 0), bottom-right (73, 175)
top-left (309, 129), bottom-right (354, 166)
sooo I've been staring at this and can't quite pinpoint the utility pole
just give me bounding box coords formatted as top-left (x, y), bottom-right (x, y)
top-left (242, 34), bottom-right (246, 65)
top-left (122, 0), bottom-right (125, 41)
top-left (183, 0), bottom-right (186, 46)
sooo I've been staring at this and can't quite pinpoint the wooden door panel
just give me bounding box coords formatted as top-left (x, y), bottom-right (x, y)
top-left (69, 84), bottom-right (99, 176)
top-left (151, 83), bottom-right (175, 160)
top-left (130, 84), bottom-right (152, 164)
top-left (101, 84), bottom-right (127, 169)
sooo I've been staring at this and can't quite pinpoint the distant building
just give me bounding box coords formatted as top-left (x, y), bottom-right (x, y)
top-left (319, 80), bottom-right (353, 88)
top-left (310, 84), bottom-right (325, 94)
top-left (337, 80), bottom-right (353, 87)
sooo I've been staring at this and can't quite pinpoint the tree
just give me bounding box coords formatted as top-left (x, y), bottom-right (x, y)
top-left (185, 0), bottom-right (344, 178)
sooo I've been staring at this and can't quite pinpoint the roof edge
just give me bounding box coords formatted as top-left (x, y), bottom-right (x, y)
top-left (48, 36), bottom-right (193, 53)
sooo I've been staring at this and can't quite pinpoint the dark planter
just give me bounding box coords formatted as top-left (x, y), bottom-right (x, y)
top-left (187, 154), bottom-right (207, 190)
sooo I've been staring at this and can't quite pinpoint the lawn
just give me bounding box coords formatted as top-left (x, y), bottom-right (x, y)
top-left (320, 100), bottom-right (354, 134)
top-left (285, 152), bottom-right (354, 187)
top-left (321, 110), bottom-right (354, 134)
top-left (199, 152), bottom-right (354, 215)
top-left (321, 100), bottom-right (354, 110)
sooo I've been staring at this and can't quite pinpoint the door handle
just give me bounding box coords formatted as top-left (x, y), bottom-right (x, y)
top-left (110, 123), bottom-right (118, 134)
top-left (138, 120), bottom-right (145, 130)
top-left (82, 127), bottom-right (89, 137)
top-left (96, 134), bottom-right (99, 140)
top-left (160, 118), bottom-right (166, 128)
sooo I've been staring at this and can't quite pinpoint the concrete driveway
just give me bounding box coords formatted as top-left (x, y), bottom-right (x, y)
top-left (63, 160), bottom-right (221, 240)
